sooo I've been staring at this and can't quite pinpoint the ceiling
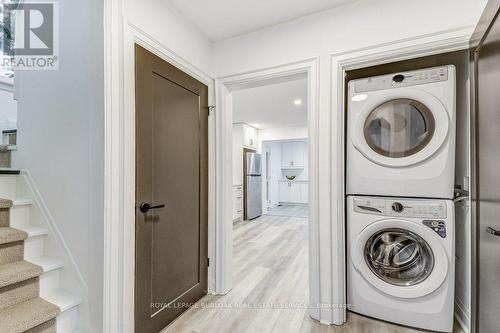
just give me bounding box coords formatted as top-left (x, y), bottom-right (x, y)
top-left (232, 77), bottom-right (307, 130)
top-left (168, 0), bottom-right (359, 41)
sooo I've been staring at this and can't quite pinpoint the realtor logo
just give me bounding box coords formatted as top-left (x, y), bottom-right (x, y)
top-left (1, 0), bottom-right (59, 70)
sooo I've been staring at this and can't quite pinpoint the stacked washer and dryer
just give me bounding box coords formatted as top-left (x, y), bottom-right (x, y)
top-left (346, 66), bottom-right (456, 332)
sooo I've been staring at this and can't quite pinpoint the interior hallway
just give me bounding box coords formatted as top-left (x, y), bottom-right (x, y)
top-left (161, 207), bottom-right (464, 333)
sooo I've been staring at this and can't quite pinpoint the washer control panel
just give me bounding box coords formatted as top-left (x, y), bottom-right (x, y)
top-left (386, 200), bottom-right (447, 219)
top-left (423, 220), bottom-right (447, 238)
top-left (353, 197), bottom-right (447, 219)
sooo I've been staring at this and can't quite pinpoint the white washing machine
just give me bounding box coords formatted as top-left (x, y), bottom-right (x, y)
top-left (347, 66), bottom-right (456, 199)
top-left (347, 195), bottom-right (455, 332)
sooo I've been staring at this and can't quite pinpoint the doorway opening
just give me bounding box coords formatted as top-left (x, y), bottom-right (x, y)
top-left (230, 76), bottom-right (310, 326)
top-left (161, 70), bottom-right (318, 332)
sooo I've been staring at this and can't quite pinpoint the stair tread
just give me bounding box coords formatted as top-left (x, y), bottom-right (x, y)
top-left (43, 291), bottom-right (82, 312)
top-left (28, 256), bottom-right (64, 272)
top-left (0, 169), bottom-right (20, 175)
top-left (0, 198), bottom-right (13, 209)
top-left (0, 227), bottom-right (28, 245)
top-left (0, 260), bottom-right (43, 288)
top-left (12, 199), bottom-right (33, 206)
top-left (0, 297), bottom-right (60, 333)
top-left (15, 225), bottom-right (48, 238)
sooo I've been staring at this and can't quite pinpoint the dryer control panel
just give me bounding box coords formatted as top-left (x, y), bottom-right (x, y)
top-left (353, 197), bottom-right (447, 219)
top-left (352, 66), bottom-right (450, 93)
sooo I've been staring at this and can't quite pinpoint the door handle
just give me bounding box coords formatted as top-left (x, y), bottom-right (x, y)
top-left (139, 202), bottom-right (166, 213)
top-left (487, 226), bottom-right (500, 236)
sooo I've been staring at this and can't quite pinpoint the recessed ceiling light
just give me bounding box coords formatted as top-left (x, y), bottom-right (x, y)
top-left (351, 94), bottom-right (368, 102)
top-left (294, 99), bottom-right (302, 106)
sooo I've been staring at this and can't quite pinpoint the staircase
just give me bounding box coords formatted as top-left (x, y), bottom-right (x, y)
top-left (0, 172), bottom-right (83, 332)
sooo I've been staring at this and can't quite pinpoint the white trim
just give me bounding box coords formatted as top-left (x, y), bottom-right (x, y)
top-left (214, 58), bottom-right (324, 319)
top-left (19, 170), bottom-right (88, 292)
top-left (103, 3), bottom-right (215, 330)
top-left (331, 24), bottom-right (473, 325)
top-left (103, 0), bottom-right (124, 332)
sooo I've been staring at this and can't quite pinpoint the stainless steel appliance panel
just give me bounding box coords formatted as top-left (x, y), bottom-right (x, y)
top-left (246, 175), bottom-right (262, 220)
top-left (246, 153), bottom-right (262, 176)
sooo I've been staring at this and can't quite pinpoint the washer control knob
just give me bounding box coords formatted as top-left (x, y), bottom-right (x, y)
top-left (392, 202), bottom-right (404, 213)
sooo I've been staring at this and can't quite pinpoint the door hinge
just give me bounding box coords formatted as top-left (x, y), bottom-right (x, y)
top-left (208, 106), bottom-right (215, 115)
top-left (207, 258), bottom-right (210, 267)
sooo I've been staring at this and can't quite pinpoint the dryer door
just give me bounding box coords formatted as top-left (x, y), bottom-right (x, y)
top-left (351, 219), bottom-right (449, 299)
top-left (351, 89), bottom-right (450, 167)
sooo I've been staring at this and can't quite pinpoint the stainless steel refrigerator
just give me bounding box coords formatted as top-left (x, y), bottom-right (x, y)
top-left (245, 152), bottom-right (262, 220)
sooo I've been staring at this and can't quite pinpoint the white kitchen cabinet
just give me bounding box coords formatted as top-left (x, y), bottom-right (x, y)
top-left (279, 181), bottom-right (308, 204)
top-left (290, 182), bottom-right (301, 202)
top-left (241, 123), bottom-right (258, 149)
top-left (279, 181), bottom-right (290, 202)
top-left (233, 123), bottom-right (259, 186)
top-left (299, 183), bottom-right (308, 203)
top-left (232, 185), bottom-right (243, 222)
top-left (281, 142), bottom-right (294, 168)
top-left (281, 141), bottom-right (307, 168)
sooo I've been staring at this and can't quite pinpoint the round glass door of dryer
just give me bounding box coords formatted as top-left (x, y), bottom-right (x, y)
top-left (364, 228), bottom-right (434, 286)
top-left (363, 99), bottom-right (435, 158)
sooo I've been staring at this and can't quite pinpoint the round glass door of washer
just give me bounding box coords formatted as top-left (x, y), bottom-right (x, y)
top-left (363, 98), bottom-right (435, 158)
top-left (364, 228), bottom-right (434, 286)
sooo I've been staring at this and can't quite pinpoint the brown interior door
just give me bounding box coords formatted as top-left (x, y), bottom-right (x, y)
top-left (134, 44), bottom-right (208, 333)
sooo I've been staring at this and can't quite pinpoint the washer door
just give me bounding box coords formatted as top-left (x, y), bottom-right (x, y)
top-left (351, 89), bottom-right (450, 167)
top-left (351, 219), bottom-right (449, 298)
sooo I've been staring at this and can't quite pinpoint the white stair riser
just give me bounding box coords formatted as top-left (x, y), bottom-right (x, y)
top-left (4, 174), bottom-right (83, 331)
top-left (57, 306), bottom-right (79, 332)
top-left (39, 270), bottom-right (61, 298)
top-left (9, 205), bottom-right (31, 228)
top-left (0, 175), bottom-right (17, 199)
top-left (24, 236), bottom-right (45, 260)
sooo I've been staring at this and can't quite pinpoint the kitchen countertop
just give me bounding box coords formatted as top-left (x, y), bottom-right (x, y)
top-left (278, 179), bottom-right (308, 183)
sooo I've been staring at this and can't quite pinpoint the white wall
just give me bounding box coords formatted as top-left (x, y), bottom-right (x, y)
top-left (0, 89), bottom-right (17, 135)
top-left (124, 0), bottom-right (213, 76)
top-left (212, 0), bottom-right (486, 76)
top-left (15, 0), bottom-right (104, 330)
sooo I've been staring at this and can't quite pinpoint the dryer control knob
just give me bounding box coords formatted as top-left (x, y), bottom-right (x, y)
top-left (393, 74), bottom-right (405, 83)
top-left (392, 202), bottom-right (404, 212)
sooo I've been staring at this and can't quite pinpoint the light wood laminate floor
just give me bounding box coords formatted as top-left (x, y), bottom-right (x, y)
top-left (161, 208), bottom-right (464, 333)
top-left (266, 204), bottom-right (308, 218)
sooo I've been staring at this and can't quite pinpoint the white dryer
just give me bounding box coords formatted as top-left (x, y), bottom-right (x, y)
top-left (347, 66), bottom-right (456, 199)
top-left (347, 195), bottom-right (455, 332)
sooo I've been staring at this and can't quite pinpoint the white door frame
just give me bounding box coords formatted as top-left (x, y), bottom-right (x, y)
top-left (103, 17), bottom-right (215, 333)
top-left (212, 59), bottom-right (325, 321)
